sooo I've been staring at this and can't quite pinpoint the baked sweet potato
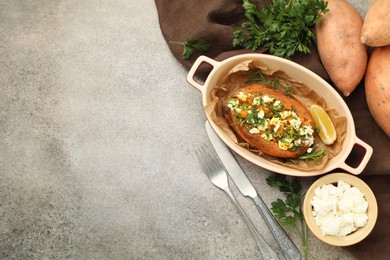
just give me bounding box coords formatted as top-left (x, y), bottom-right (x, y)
top-left (365, 45), bottom-right (390, 137)
top-left (223, 83), bottom-right (316, 158)
top-left (315, 0), bottom-right (367, 97)
top-left (361, 0), bottom-right (390, 47)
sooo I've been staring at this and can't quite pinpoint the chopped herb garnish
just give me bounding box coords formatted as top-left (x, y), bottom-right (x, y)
top-left (287, 144), bottom-right (326, 164)
top-left (246, 69), bottom-right (293, 96)
top-left (246, 69), bottom-right (280, 90)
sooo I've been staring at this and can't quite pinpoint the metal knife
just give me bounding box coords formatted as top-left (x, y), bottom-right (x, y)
top-left (205, 121), bottom-right (301, 260)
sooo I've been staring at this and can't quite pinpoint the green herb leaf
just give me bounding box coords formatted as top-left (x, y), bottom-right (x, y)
top-left (246, 69), bottom-right (295, 96)
top-left (266, 174), bottom-right (301, 195)
top-left (266, 174), bottom-right (309, 259)
top-left (169, 38), bottom-right (211, 60)
top-left (287, 145), bottom-right (327, 164)
top-left (233, 0), bottom-right (329, 59)
top-left (182, 46), bottom-right (193, 60)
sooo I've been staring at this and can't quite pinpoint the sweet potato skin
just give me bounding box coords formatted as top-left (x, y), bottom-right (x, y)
top-left (361, 0), bottom-right (390, 47)
top-left (315, 0), bottom-right (367, 97)
top-left (223, 84), bottom-right (315, 158)
top-left (365, 46), bottom-right (390, 137)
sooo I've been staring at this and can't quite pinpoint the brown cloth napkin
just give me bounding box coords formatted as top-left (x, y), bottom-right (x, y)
top-left (155, 0), bottom-right (390, 259)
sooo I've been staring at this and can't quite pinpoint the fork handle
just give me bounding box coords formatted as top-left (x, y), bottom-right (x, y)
top-left (253, 195), bottom-right (301, 260)
top-left (223, 187), bottom-right (280, 260)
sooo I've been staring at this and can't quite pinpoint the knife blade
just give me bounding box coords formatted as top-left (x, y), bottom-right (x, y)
top-left (205, 121), bottom-right (301, 260)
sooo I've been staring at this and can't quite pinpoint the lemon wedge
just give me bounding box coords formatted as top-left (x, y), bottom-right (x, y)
top-left (310, 105), bottom-right (337, 145)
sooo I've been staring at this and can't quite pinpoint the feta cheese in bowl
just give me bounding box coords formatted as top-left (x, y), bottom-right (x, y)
top-left (311, 181), bottom-right (368, 237)
top-left (303, 173), bottom-right (378, 246)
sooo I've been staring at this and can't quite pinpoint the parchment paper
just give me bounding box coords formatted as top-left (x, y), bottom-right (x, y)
top-left (204, 60), bottom-right (347, 171)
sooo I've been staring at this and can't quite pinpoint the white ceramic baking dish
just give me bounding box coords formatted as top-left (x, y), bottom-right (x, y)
top-left (187, 54), bottom-right (373, 176)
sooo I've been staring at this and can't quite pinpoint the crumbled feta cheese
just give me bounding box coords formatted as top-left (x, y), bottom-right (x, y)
top-left (227, 99), bottom-right (239, 109)
top-left (261, 132), bottom-right (273, 141)
top-left (291, 111), bottom-right (297, 118)
top-left (237, 91), bottom-right (247, 101)
top-left (303, 125), bottom-right (314, 136)
top-left (311, 181), bottom-right (369, 237)
top-left (270, 117), bottom-right (280, 125)
top-left (278, 139), bottom-right (293, 150)
top-left (290, 117), bottom-right (302, 129)
top-left (273, 123), bottom-right (281, 133)
top-left (253, 96), bottom-right (261, 106)
top-left (262, 95), bottom-right (274, 103)
top-left (280, 110), bottom-right (291, 119)
top-left (257, 121), bottom-right (268, 131)
top-left (257, 109), bottom-right (265, 118)
top-left (249, 127), bottom-right (260, 134)
top-left (303, 136), bottom-right (314, 146)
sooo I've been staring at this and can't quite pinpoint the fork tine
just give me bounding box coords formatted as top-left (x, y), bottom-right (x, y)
top-left (196, 145), bottom-right (212, 174)
top-left (195, 148), bottom-right (208, 173)
top-left (208, 144), bottom-right (220, 163)
top-left (197, 144), bottom-right (220, 173)
top-left (196, 143), bottom-right (229, 191)
top-left (204, 144), bottom-right (219, 168)
top-left (201, 145), bottom-right (213, 170)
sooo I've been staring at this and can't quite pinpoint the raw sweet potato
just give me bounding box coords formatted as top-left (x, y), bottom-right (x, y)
top-left (315, 0), bottom-right (367, 97)
top-left (365, 45), bottom-right (390, 137)
top-left (361, 0), bottom-right (390, 47)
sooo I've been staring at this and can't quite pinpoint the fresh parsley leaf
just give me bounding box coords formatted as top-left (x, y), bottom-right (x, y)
top-left (233, 0), bottom-right (329, 59)
top-left (246, 69), bottom-right (293, 96)
top-left (169, 38), bottom-right (211, 60)
top-left (287, 145), bottom-right (327, 164)
top-left (182, 45), bottom-right (193, 60)
top-left (266, 175), bottom-right (309, 259)
top-left (267, 174), bottom-right (301, 195)
top-left (185, 38), bottom-right (210, 52)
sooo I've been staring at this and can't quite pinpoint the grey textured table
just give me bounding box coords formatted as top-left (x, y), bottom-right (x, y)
top-left (0, 0), bottom-right (369, 259)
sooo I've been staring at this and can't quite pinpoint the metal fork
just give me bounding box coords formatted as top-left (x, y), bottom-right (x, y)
top-left (195, 144), bottom-right (280, 260)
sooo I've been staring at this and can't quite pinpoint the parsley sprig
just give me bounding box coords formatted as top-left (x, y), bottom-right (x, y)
top-left (246, 69), bottom-right (293, 96)
top-left (287, 145), bottom-right (326, 164)
top-left (246, 69), bottom-right (280, 89)
top-left (266, 174), bottom-right (309, 259)
top-left (233, 0), bottom-right (329, 59)
top-left (169, 38), bottom-right (211, 60)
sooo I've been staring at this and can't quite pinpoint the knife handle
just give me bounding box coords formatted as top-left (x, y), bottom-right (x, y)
top-left (253, 195), bottom-right (301, 260)
top-left (223, 187), bottom-right (280, 260)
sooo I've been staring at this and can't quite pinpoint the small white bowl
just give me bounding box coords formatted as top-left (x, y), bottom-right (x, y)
top-left (303, 173), bottom-right (378, 246)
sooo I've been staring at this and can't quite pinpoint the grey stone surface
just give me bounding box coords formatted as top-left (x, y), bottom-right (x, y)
top-left (0, 0), bottom-right (367, 259)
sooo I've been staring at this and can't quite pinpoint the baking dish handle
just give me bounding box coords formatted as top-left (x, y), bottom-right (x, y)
top-left (338, 137), bottom-right (373, 175)
top-left (187, 55), bottom-right (219, 93)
